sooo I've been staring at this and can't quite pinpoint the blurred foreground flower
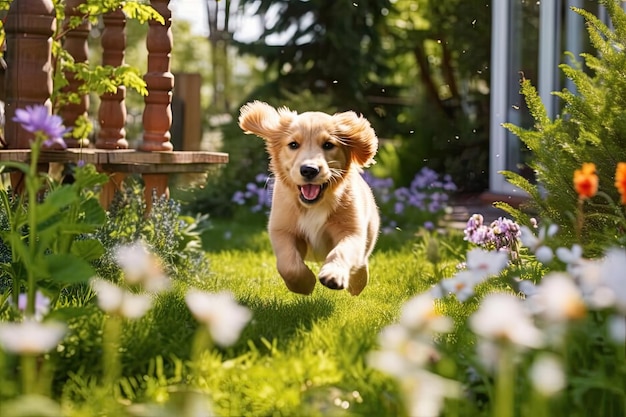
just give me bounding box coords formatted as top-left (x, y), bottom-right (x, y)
top-left (13, 104), bottom-right (68, 149)
top-left (470, 293), bottom-right (543, 349)
top-left (0, 320), bottom-right (66, 354)
top-left (530, 353), bottom-right (566, 397)
top-left (185, 289), bottom-right (252, 347)
top-left (113, 241), bottom-right (170, 292)
top-left (614, 162), bottom-right (626, 204)
top-left (91, 278), bottom-right (153, 319)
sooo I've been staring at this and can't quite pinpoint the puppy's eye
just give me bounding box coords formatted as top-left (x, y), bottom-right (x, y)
top-left (288, 141), bottom-right (299, 150)
top-left (322, 142), bottom-right (335, 150)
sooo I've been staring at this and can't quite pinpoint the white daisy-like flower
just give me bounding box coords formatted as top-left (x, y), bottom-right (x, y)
top-left (91, 278), bottom-right (153, 319)
top-left (399, 292), bottom-right (453, 334)
top-left (403, 369), bottom-right (461, 417)
top-left (608, 315), bottom-right (625, 343)
top-left (185, 289), bottom-right (252, 347)
top-left (530, 353), bottom-right (566, 396)
top-left (469, 292), bottom-right (543, 348)
top-left (533, 273), bottom-right (586, 322)
top-left (113, 241), bottom-right (170, 293)
top-left (520, 224), bottom-right (558, 264)
top-left (465, 248), bottom-right (509, 279)
top-left (440, 270), bottom-right (483, 302)
top-left (0, 320), bottom-right (66, 354)
top-left (599, 248), bottom-right (626, 314)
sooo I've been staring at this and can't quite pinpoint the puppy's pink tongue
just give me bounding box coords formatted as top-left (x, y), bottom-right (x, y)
top-left (301, 184), bottom-right (321, 200)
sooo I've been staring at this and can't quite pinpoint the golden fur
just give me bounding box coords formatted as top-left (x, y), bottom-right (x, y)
top-left (238, 101), bottom-right (380, 295)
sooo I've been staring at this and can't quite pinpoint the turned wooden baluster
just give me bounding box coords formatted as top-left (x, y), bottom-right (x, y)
top-left (4, 0), bottom-right (55, 192)
top-left (141, 0), bottom-right (174, 209)
top-left (61, 0), bottom-right (90, 148)
top-left (140, 0), bottom-right (174, 152)
top-left (96, 9), bottom-right (128, 149)
top-left (4, 0), bottom-right (55, 149)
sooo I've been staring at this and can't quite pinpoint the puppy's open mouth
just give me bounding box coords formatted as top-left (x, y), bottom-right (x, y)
top-left (298, 183), bottom-right (328, 204)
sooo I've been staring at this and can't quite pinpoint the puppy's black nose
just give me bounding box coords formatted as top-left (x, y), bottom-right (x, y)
top-left (300, 165), bottom-right (319, 180)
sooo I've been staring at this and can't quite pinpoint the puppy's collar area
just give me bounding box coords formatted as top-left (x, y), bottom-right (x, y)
top-left (298, 183), bottom-right (328, 204)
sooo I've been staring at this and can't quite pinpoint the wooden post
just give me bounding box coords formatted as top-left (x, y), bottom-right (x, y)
top-left (140, 0), bottom-right (174, 211)
top-left (4, 0), bottom-right (55, 149)
top-left (140, 0), bottom-right (174, 152)
top-left (96, 9), bottom-right (128, 149)
top-left (4, 0), bottom-right (56, 192)
top-left (95, 8), bottom-right (128, 209)
top-left (60, 0), bottom-right (90, 147)
top-left (173, 73), bottom-right (202, 151)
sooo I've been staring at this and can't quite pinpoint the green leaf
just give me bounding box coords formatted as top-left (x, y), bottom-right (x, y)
top-left (35, 186), bottom-right (80, 225)
top-left (45, 254), bottom-right (95, 285)
top-left (122, 2), bottom-right (165, 25)
top-left (70, 239), bottom-right (105, 262)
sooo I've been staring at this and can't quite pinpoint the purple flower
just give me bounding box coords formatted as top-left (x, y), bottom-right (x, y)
top-left (13, 105), bottom-right (69, 149)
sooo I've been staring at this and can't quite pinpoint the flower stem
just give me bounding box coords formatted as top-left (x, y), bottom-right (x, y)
top-left (20, 354), bottom-right (37, 395)
top-left (103, 315), bottom-right (122, 387)
top-left (575, 197), bottom-right (584, 243)
top-left (493, 345), bottom-right (515, 417)
top-left (25, 139), bottom-right (42, 318)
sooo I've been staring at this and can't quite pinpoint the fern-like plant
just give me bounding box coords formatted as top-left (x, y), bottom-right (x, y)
top-left (501, 0), bottom-right (626, 251)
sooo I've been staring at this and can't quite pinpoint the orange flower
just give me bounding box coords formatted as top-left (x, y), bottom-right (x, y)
top-left (573, 163), bottom-right (598, 199)
top-left (615, 162), bottom-right (626, 205)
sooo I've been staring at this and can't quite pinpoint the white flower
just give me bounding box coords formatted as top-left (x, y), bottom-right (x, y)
top-left (608, 315), bottom-right (625, 343)
top-left (599, 248), bottom-right (626, 314)
top-left (114, 241), bottom-right (170, 292)
top-left (517, 279), bottom-right (538, 298)
top-left (0, 320), bottom-right (66, 354)
top-left (530, 354), bottom-right (566, 396)
top-left (534, 246), bottom-right (554, 264)
top-left (403, 370), bottom-right (461, 417)
top-left (469, 293), bottom-right (543, 348)
top-left (15, 291), bottom-right (50, 321)
top-left (556, 244), bottom-right (583, 264)
top-left (91, 278), bottom-right (153, 319)
top-left (185, 289), bottom-right (252, 347)
top-left (520, 225), bottom-right (557, 264)
top-left (440, 270), bottom-right (483, 302)
top-left (533, 273), bottom-right (586, 322)
top-left (465, 248), bottom-right (509, 279)
top-left (399, 293), bottom-right (452, 333)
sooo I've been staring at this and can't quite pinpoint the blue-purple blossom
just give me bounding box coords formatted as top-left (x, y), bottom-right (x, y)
top-left (13, 105), bottom-right (69, 149)
top-left (231, 173), bottom-right (273, 213)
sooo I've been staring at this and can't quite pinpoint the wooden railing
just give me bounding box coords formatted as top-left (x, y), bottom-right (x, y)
top-left (0, 0), bottom-right (228, 210)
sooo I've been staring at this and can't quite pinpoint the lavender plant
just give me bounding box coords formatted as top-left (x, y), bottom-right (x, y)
top-left (364, 167), bottom-right (457, 232)
top-left (231, 168), bottom-right (457, 231)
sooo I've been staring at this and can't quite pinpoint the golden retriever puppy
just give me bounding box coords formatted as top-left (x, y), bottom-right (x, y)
top-left (238, 101), bottom-right (380, 296)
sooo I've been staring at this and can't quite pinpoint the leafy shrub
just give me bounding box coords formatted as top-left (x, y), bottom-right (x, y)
top-left (501, 0), bottom-right (626, 251)
top-left (93, 178), bottom-right (210, 283)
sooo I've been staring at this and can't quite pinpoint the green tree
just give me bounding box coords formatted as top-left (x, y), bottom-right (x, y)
top-left (234, 0), bottom-right (393, 116)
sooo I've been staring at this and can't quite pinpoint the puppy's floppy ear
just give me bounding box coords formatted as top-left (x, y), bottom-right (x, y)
top-left (238, 101), bottom-right (296, 141)
top-left (333, 111), bottom-right (378, 167)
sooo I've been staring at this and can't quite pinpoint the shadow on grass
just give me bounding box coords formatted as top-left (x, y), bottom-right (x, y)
top-left (236, 294), bottom-right (335, 353)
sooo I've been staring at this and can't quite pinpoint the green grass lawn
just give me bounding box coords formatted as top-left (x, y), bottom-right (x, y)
top-left (187, 217), bottom-right (471, 417)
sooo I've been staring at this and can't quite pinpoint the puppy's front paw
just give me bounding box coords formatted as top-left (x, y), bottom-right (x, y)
top-left (318, 264), bottom-right (349, 290)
